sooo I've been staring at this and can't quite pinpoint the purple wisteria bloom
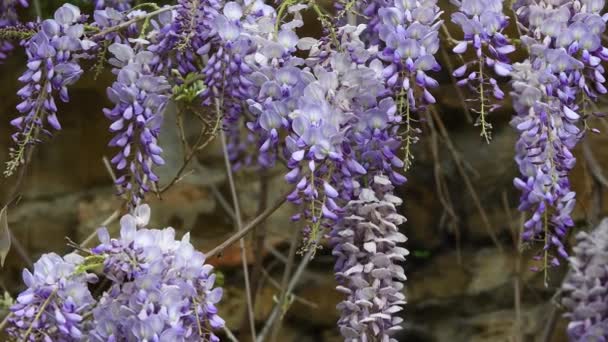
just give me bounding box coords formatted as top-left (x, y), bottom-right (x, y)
top-left (0, 0), bottom-right (28, 62)
top-left (8, 253), bottom-right (97, 341)
top-left (562, 218), bottom-right (608, 341)
top-left (511, 0), bottom-right (608, 266)
top-left (104, 42), bottom-right (171, 206)
top-left (5, 4), bottom-right (95, 177)
top-left (511, 61), bottom-right (578, 268)
top-left (375, 0), bottom-right (442, 170)
top-left (331, 175), bottom-right (408, 341)
top-left (89, 204), bottom-right (225, 341)
top-left (451, 0), bottom-right (514, 140)
top-left (149, 0), bottom-right (221, 77)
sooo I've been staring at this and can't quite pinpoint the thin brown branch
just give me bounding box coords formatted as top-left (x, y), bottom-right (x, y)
top-left (251, 175), bottom-right (269, 308)
top-left (206, 186), bottom-right (291, 258)
top-left (219, 114), bottom-right (256, 341)
top-left (91, 5), bottom-right (177, 39)
top-left (429, 107), bottom-right (503, 251)
top-left (256, 244), bottom-right (316, 342)
top-left (270, 225), bottom-right (300, 342)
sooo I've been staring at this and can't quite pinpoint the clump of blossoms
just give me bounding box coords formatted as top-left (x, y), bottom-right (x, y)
top-left (562, 218), bottom-right (608, 341)
top-left (8, 253), bottom-right (97, 341)
top-left (104, 42), bottom-right (171, 206)
top-left (89, 204), bottom-right (225, 341)
top-left (331, 175), bottom-right (408, 341)
top-left (375, 0), bottom-right (443, 170)
top-left (4, 4), bottom-right (95, 177)
top-left (510, 60), bottom-right (577, 271)
top-left (0, 0), bottom-right (28, 62)
top-left (451, 0), bottom-right (514, 141)
top-left (148, 0), bottom-right (221, 77)
top-left (511, 0), bottom-right (608, 268)
top-left (8, 204), bottom-right (225, 341)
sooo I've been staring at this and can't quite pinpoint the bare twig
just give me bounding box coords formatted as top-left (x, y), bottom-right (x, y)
top-left (79, 208), bottom-right (123, 248)
top-left (223, 325), bottom-right (240, 342)
top-left (269, 225), bottom-right (300, 342)
top-left (251, 175), bottom-right (269, 308)
top-left (0, 310), bottom-right (10, 332)
top-left (219, 115), bottom-right (257, 341)
top-left (206, 187), bottom-right (291, 258)
top-left (256, 245), bottom-right (316, 342)
top-left (92, 6), bottom-right (177, 39)
top-left (209, 183), bottom-right (237, 222)
top-left (582, 140), bottom-right (608, 188)
top-left (429, 107), bottom-right (503, 251)
top-left (260, 268), bottom-right (318, 309)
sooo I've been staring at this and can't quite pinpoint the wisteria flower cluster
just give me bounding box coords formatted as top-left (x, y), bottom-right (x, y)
top-left (8, 205), bottom-right (225, 341)
top-left (451, 0), bottom-right (514, 141)
top-left (562, 218), bottom-right (608, 341)
top-left (104, 42), bottom-right (171, 205)
top-left (8, 253), bottom-right (97, 341)
top-left (4, 4), bottom-right (95, 177)
top-left (511, 0), bottom-right (608, 271)
top-left (331, 175), bottom-right (408, 341)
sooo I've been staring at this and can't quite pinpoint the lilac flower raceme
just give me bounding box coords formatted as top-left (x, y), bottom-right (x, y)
top-left (451, 0), bottom-right (514, 141)
top-left (148, 0), bottom-right (221, 77)
top-left (511, 61), bottom-right (578, 269)
top-left (0, 0), bottom-right (28, 62)
top-left (376, 0), bottom-right (443, 170)
top-left (104, 42), bottom-right (171, 206)
top-left (5, 4), bottom-right (95, 177)
top-left (331, 175), bottom-right (408, 341)
top-left (511, 0), bottom-right (608, 267)
top-left (8, 204), bottom-right (224, 341)
top-left (562, 218), bottom-right (608, 341)
top-left (514, 0), bottom-right (608, 115)
top-left (89, 204), bottom-right (225, 341)
top-left (94, 0), bottom-right (133, 12)
top-left (8, 253), bottom-right (97, 341)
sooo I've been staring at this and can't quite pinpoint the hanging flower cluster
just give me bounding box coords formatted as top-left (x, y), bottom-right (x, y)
top-left (451, 0), bottom-right (514, 141)
top-left (375, 0), bottom-right (443, 170)
top-left (510, 60), bottom-right (577, 269)
top-left (8, 205), bottom-right (225, 341)
top-left (331, 175), bottom-right (408, 341)
top-left (104, 42), bottom-right (171, 206)
top-left (511, 0), bottom-right (608, 268)
top-left (5, 4), bottom-right (95, 177)
top-left (562, 219), bottom-right (608, 341)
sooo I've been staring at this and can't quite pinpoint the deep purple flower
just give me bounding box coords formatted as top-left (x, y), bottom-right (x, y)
top-left (510, 60), bottom-right (578, 268)
top-left (511, 0), bottom-right (608, 267)
top-left (451, 0), bottom-right (514, 140)
top-left (103, 42), bottom-right (171, 206)
top-left (5, 4), bottom-right (95, 177)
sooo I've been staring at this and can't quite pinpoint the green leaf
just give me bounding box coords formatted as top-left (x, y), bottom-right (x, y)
top-left (0, 205), bottom-right (11, 267)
